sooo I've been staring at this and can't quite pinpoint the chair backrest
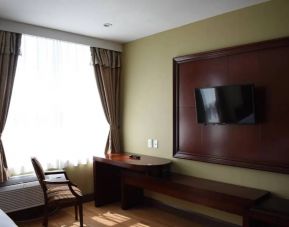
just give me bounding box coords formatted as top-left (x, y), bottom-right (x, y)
top-left (31, 157), bottom-right (46, 192)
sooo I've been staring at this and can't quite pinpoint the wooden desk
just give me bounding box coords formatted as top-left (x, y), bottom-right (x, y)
top-left (93, 153), bottom-right (269, 227)
top-left (93, 153), bottom-right (171, 207)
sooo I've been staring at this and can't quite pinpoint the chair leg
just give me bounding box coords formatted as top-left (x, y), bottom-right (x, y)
top-left (43, 206), bottom-right (48, 227)
top-left (79, 202), bottom-right (83, 227)
top-left (74, 204), bottom-right (78, 220)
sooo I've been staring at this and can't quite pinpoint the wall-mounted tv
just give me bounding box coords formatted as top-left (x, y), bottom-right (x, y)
top-left (195, 84), bottom-right (256, 124)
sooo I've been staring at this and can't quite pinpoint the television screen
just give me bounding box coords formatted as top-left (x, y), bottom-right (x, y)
top-left (195, 84), bottom-right (255, 124)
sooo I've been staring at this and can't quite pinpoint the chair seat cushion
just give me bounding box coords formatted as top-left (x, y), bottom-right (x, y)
top-left (47, 185), bottom-right (82, 203)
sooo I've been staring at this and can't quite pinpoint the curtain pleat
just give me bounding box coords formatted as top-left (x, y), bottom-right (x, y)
top-left (90, 47), bottom-right (121, 154)
top-left (0, 31), bottom-right (22, 182)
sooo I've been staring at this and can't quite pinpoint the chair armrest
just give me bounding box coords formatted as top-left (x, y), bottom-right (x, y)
top-left (44, 170), bottom-right (78, 187)
top-left (45, 170), bottom-right (66, 175)
top-left (44, 179), bottom-right (70, 184)
top-left (44, 170), bottom-right (74, 184)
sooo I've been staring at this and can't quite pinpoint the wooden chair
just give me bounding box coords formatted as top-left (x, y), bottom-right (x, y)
top-left (31, 157), bottom-right (83, 227)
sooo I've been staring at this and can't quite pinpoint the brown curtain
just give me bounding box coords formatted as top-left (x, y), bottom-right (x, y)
top-left (90, 47), bottom-right (121, 154)
top-left (0, 31), bottom-right (22, 182)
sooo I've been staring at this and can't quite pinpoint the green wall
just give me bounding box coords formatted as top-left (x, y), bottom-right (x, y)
top-left (121, 0), bottom-right (289, 225)
top-left (66, 164), bottom-right (94, 195)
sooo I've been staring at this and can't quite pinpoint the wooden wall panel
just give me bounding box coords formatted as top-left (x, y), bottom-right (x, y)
top-left (173, 37), bottom-right (289, 173)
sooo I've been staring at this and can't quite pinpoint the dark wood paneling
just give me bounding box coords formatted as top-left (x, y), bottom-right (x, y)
top-left (173, 37), bottom-right (289, 173)
top-left (179, 57), bottom-right (228, 107)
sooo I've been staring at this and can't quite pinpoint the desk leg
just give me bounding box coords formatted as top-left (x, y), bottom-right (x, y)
top-left (94, 162), bottom-right (121, 206)
top-left (242, 212), bottom-right (250, 227)
top-left (121, 181), bottom-right (144, 210)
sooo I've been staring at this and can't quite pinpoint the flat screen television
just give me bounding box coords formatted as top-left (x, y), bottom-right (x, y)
top-left (195, 84), bottom-right (256, 124)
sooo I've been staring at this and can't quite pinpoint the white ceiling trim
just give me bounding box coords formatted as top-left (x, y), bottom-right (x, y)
top-left (0, 18), bottom-right (122, 52)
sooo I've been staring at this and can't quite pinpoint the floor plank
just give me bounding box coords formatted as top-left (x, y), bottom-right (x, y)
top-left (16, 201), bottom-right (202, 227)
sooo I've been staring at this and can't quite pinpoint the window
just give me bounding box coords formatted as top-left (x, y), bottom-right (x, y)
top-left (3, 35), bottom-right (109, 176)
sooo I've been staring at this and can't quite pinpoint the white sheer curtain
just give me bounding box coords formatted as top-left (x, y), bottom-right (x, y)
top-left (2, 35), bottom-right (109, 176)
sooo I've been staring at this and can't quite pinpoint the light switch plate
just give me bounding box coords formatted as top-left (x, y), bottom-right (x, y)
top-left (148, 138), bottom-right (153, 148)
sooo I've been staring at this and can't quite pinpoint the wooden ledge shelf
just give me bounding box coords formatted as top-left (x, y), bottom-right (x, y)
top-left (248, 196), bottom-right (289, 226)
top-left (122, 172), bottom-right (270, 226)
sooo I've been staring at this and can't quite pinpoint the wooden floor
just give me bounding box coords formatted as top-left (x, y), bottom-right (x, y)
top-left (16, 201), bottom-right (202, 227)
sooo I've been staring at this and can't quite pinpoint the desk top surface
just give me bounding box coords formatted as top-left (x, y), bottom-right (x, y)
top-left (93, 153), bottom-right (171, 170)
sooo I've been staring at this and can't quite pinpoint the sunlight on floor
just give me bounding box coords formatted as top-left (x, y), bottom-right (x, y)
top-left (130, 223), bottom-right (150, 227)
top-left (16, 202), bottom-right (199, 227)
top-left (91, 211), bottom-right (130, 226)
top-left (60, 222), bottom-right (87, 227)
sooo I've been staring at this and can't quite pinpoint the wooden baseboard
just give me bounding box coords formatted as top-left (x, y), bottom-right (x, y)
top-left (82, 193), bottom-right (94, 202)
top-left (144, 197), bottom-right (239, 227)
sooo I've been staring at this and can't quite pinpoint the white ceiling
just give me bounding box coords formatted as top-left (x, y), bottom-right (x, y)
top-left (0, 0), bottom-right (268, 43)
